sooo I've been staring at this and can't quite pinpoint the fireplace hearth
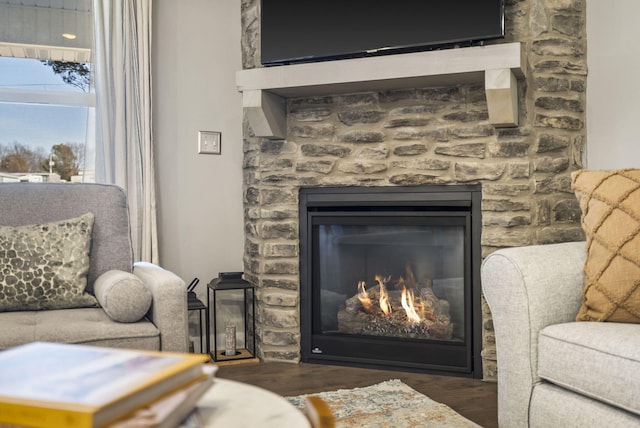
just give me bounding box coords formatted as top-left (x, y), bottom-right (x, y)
top-left (299, 185), bottom-right (482, 377)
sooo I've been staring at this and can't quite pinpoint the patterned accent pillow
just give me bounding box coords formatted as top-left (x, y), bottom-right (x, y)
top-left (0, 212), bottom-right (98, 312)
top-left (572, 169), bottom-right (640, 323)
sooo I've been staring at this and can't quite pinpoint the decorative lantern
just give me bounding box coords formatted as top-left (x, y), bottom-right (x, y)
top-left (207, 273), bottom-right (257, 363)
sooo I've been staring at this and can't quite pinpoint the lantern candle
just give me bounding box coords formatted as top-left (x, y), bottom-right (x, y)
top-left (225, 324), bottom-right (236, 356)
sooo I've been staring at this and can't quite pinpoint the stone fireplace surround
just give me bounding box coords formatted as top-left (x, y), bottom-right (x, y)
top-left (240, 0), bottom-right (587, 380)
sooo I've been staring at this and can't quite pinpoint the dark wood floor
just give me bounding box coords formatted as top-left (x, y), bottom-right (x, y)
top-left (216, 361), bottom-right (498, 427)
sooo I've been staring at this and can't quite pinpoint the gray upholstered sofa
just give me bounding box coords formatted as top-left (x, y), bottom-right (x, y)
top-left (482, 241), bottom-right (640, 427)
top-left (0, 183), bottom-right (188, 353)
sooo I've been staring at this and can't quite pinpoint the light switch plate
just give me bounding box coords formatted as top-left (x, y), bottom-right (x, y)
top-left (198, 131), bottom-right (221, 154)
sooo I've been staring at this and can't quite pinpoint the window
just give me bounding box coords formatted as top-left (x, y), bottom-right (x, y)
top-left (0, 0), bottom-right (95, 183)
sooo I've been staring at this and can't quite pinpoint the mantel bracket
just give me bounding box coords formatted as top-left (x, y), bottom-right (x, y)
top-left (242, 90), bottom-right (286, 139)
top-left (485, 69), bottom-right (519, 128)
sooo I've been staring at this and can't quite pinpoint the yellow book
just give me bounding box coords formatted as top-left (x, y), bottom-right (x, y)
top-left (0, 342), bottom-right (210, 428)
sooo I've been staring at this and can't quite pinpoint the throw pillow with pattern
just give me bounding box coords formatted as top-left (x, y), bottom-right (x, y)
top-left (572, 169), bottom-right (640, 323)
top-left (0, 212), bottom-right (98, 312)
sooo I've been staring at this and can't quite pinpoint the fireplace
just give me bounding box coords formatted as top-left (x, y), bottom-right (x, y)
top-left (299, 185), bottom-right (482, 377)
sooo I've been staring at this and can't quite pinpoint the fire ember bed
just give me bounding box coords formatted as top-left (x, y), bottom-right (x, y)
top-left (338, 265), bottom-right (457, 341)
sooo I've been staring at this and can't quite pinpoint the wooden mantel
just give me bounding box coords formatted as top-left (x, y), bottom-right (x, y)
top-left (236, 42), bottom-right (526, 139)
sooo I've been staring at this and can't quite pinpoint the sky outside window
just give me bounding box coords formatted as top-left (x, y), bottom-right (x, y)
top-left (0, 57), bottom-right (89, 152)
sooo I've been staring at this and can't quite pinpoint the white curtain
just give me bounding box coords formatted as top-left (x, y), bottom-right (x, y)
top-left (93, 0), bottom-right (158, 264)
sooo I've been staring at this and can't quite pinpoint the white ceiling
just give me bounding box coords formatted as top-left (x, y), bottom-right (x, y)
top-left (0, 0), bottom-right (92, 62)
top-left (0, 0), bottom-right (91, 12)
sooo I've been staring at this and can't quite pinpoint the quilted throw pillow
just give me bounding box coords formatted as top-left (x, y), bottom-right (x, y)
top-left (0, 212), bottom-right (98, 312)
top-left (572, 169), bottom-right (640, 323)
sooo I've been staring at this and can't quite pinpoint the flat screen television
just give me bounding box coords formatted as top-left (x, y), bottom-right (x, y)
top-left (260, 0), bottom-right (505, 66)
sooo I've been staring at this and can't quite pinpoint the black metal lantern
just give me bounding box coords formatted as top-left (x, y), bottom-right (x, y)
top-left (207, 273), bottom-right (257, 363)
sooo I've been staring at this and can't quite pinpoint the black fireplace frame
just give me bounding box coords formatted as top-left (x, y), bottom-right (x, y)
top-left (299, 185), bottom-right (483, 378)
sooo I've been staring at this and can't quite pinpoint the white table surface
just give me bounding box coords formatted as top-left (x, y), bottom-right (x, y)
top-left (195, 378), bottom-right (311, 427)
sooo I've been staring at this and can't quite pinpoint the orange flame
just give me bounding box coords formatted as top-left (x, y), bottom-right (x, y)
top-left (375, 275), bottom-right (392, 315)
top-left (357, 281), bottom-right (373, 313)
top-left (401, 286), bottom-right (421, 324)
top-left (355, 271), bottom-right (423, 323)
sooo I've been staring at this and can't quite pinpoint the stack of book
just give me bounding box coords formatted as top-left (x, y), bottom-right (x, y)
top-left (0, 342), bottom-right (216, 428)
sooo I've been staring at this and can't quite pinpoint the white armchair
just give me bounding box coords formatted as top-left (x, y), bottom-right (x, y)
top-left (482, 241), bottom-right (640, 427)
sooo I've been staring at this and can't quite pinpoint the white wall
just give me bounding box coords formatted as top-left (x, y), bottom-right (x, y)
top-left (587, 0), bottom-right (640, 169)
top-left (153, 1), bottom-right (244, 301)
top-left (149, 0), bottom-right (640, 299)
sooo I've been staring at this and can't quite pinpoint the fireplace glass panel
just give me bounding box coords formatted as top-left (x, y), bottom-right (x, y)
top-left (313, 215), bottom-right (468, 345)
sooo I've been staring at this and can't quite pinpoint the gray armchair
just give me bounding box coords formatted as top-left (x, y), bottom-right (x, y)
top-left (0, 183), bottom-right (189, 353)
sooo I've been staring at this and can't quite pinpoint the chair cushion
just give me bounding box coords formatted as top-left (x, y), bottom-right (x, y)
top-left (0, 213), bottom-right (98, 312)
top-left (572, 169), bottom-right (640, 323)
top-left (530, 383), bottom-right (640, 427)
top-left (0, 308), bottom-right (160, 351)
top-left (94, 270), bottom-right (152, 323)
top-left (538, 321), bottom-right (640, 416)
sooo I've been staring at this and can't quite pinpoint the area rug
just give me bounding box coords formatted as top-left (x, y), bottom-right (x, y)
top-left (286, 379), bottom-right (481, 427)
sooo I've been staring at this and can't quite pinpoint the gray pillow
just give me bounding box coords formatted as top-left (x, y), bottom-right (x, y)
top-left (0, 212), bottom-right (97, 312)
top-left (93, 270), bottom-right (152, 322)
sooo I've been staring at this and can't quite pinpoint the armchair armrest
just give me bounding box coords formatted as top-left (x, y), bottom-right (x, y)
top-left (133, 262), bottom-right (189, 353)
top-left (481, 241), bottom-right (586, 428)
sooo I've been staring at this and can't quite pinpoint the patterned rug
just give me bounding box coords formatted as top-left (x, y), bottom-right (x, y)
top-left (286, 379), bottom-right (481, 427)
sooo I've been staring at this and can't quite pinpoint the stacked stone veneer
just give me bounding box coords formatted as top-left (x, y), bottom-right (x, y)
top-left (240, 0), bottom-right (587, 380)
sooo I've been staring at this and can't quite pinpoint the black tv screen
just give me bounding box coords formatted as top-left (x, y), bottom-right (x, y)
top-left (261, 0), bottom-right (505, 66)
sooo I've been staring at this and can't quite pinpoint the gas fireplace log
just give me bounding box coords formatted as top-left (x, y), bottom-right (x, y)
top-left (339, 283), bottom-right (457, 341)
